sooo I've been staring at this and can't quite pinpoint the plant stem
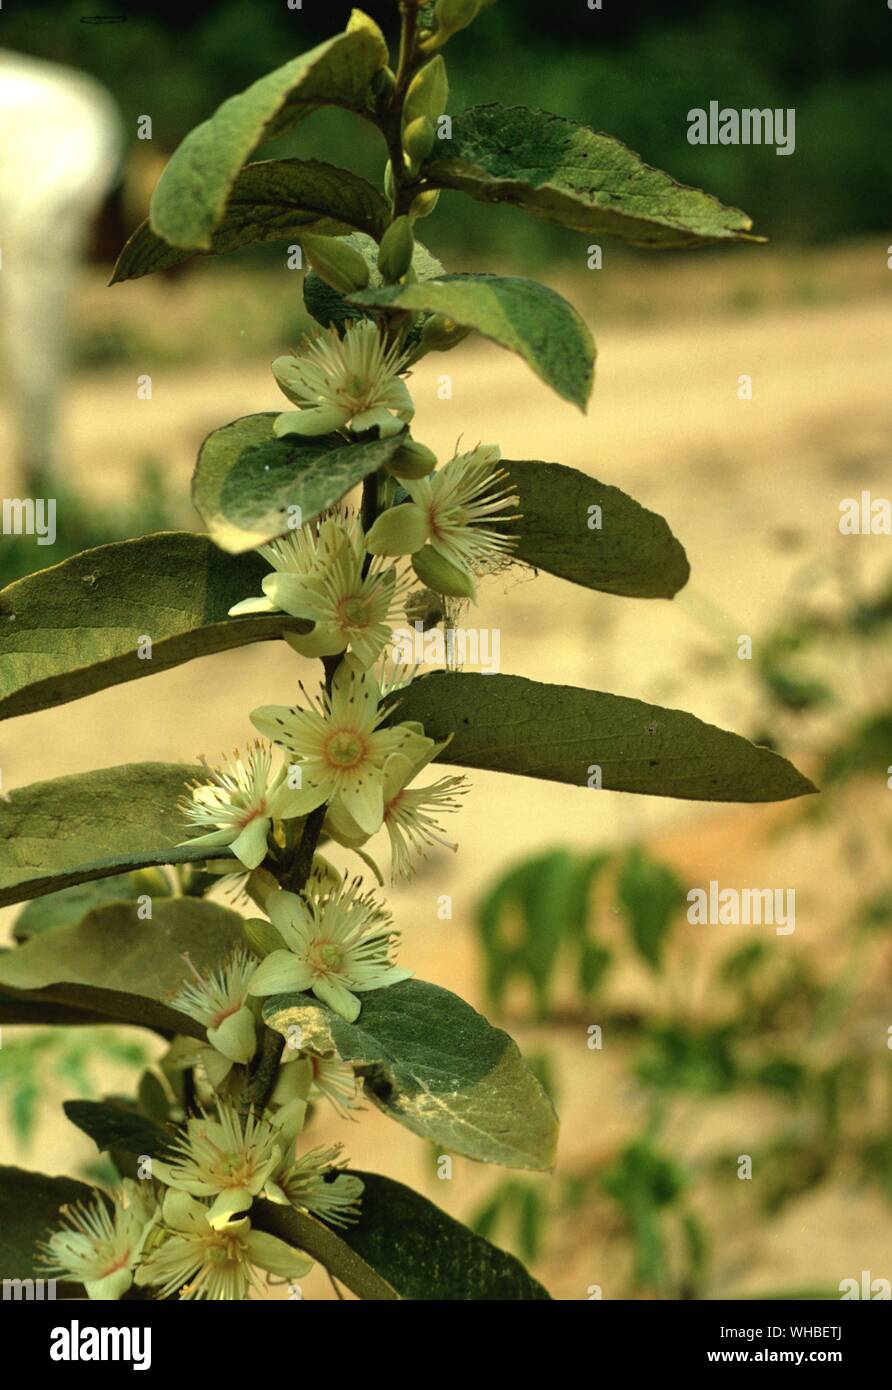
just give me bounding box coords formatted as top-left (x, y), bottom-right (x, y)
top-left (245, 1025), bottom-right (285, 1111)
top-left (252, 1200), bottom-right (399, 1300)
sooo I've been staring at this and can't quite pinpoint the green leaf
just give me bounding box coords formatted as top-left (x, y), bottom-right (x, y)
top-left (617, 846), bottom-right (685, 970)
top-left (263, 978), bottom-right (558, 1170)
top-left (112, 159), bottom-right (390, 283)
top-left (0, 762), bottom-right (227, 907)
top-left (12, 873), bottom-right (158, 942)
top-left (304, 231), bottom-right (444, 335)
top-left (339, 1171), bottom-right (550, 1299)
top-left (0, 1166), bottom-right (100, 1283)
top-left (424, 104), bottom-right (758, 248)
top-left (0, 532), bottom-right (310, 721)
top-left (351, 272), bottom-right (595, 410)
top-left (506, 459), bottom-right (689, 598)
top-left (149, 23), bottom-right (388, 251)
top-left (0, 898), bottom-right (246, 1034)
top-left (192, 413), bottom-right (405, 555)
top-left (390, 672), bottom-right (817, 803)
top-left (63, 1099), bottom-right (171, 1157)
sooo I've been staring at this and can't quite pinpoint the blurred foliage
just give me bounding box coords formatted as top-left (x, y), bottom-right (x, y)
top-left (471, 570), bottom-right (892, 1296)
top-left (0, 461), bottom-right (180, 587)
top-left (0, 1026), bottom-right (148, 1151)
top-left (5, 0), bottom-right (891, 262)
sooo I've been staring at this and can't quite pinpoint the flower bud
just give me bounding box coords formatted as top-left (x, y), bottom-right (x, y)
top-left (412, 544), bottom-right (477, 599)
top-left (365, 503), bottom-right (430, 556)
top-left (410, 188), bottom-right (441, 220)
top-left (434, 0), bottom-right (480, 41)
top-left (299, 233), bottom-right (370, 294)
top-left (377, 216), bottom-right (415, 283)
top-left (404, 56), bottom-right (449, 131)
top-left (242, 914), bottom-right (287, 958)
top-left (384, 159), bottom-right (395, 204)
top-left (405, 587), bottom-right (445, 630)
top-left (402, 116), bottom-right (435, 176)
top-left (386, 437), bottom-right (438, 479)
top-left (420, 312), bottom-right (471, 353)
top-left (371, 66), bottom-right (396, 103)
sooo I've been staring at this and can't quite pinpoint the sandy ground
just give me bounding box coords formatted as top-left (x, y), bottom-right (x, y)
top-left (1, 243), bottom-right (891, 1298)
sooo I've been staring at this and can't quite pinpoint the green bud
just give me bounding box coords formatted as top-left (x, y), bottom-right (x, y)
top-left (405, 586), bottom-right (445, 630)
top-left (371, 66), bottom-right (396, 103)
top-left (378, 216), bottom-right (415, 283)
top-left (404, 56), bottom-right (448, 131)
top-left (386, 437), bottom-right (438, 479)
top-left (402, 115), bottom-right (435, 176)
top-left (410, 188), bottom-right (441, 220)
top-left (245, 866), bottom-right (280, 914)
top-left (242, 915), bottom-right (287, 959)
top-left (300, 233), bottom-right (370, 295)
top-left (384, 159), bottom-right (395, 204)
top-left (412, 544), bottom-right (477, 599)
top-left (434, 0), bottom-right (480, 41)
top-left (420, 312), bottom-right (472, 353)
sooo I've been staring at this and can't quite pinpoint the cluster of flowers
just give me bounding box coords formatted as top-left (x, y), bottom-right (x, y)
top-left (40, 320), bottom-right (515, 1300)
top-left (39, 1091), bottom-right (362, 1301)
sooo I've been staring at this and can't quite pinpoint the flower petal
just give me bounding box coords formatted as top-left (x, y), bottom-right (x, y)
top-left (365, 503), bottom-right (429, 556)
top-left (313, 975), bottom-right (361, 1022)
top-left (247, 951), bottom-right (314, 997)
top-left (206, 1005), bottom-right (257, 1065)
top-left (245, 1230), bottom-right (313, 1279)
top-left (230, 816), bottom-right (271, 870)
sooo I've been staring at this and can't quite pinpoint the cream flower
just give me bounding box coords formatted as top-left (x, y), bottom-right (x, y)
top-left (326, 743), bottom-right (467, 882)
top-left (135, 1189), bottom-right (311, 1301)
top-left (153, 1100), bottom-right (306, 1231)
top-left (276, 1144), bottom-right (364, 1228)
top-left (364, 444), bottom-right (519, 581)
top-left (272, 320), bottom-right (414, 439)
top-left (228, 522), bottom-right (340, 619)
top-left (38, 1179), bottom-right (159, 1301)
top-left (250, 658), bottom-right (434, 837)
top-left (234, 517), bottom-right (412, 669)
top-left (246, 879), bottom-right (411, 1022)
top-left (178, 742), bottom-right (305, 871)
top-left (274, 1051), bottom-right (361, 1119)
top-left (170, 949), bottom-right (259, 1077)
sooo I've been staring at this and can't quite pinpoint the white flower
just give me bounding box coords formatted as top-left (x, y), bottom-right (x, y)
top-left (272, 320), bottom-right (414, 439)
top-left (273, 1051), bottom-right (361, 1119)
top-left (365, 444), bottom-right (519, 578)
top-left (228, 522), bottom-right (340, 619)
top-left (178, 742), bottom-right (306, 871)
top-left (326, 742), bottom-right (467, 882)
top-left (38, 1179), bottom-right (159, 1300)
top-left (247, 879), bottom-right (411, 1022)
top-left (135, 1189), bottom-right (311, 1301)
top-left (169, 949), bottom-right (259, 1077)
top-left (250, 658), bottom-right (434, 837)
top-left (234, 517), bottom-right (412, 670)
top-left (152, 1100), bottom-right (306, 1231)
top-left (276, 1144), bottom-right (364, 1228)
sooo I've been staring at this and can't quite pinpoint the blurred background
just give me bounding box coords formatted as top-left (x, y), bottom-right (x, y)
top-left (1, 0), bottom-right (891, 1300)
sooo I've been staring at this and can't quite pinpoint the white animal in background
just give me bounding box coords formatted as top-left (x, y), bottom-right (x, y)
top-left (0, 49), bottom-right (123, 490)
